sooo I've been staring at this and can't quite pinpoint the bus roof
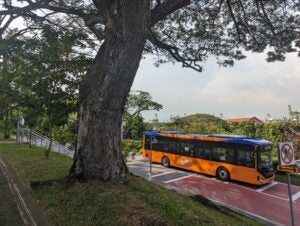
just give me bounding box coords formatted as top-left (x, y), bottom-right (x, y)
top-left (143, 131), bottom-right (272, 146)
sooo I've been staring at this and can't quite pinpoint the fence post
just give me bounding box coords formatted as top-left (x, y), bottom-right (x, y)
top-left (29, 129), bottom-right (32, 148)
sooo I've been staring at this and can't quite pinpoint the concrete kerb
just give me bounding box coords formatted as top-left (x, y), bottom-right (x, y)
top-left (0, 156), bottom-right (49, 226)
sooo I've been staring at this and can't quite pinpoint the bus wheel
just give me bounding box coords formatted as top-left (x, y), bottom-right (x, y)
top-left (162, 157), bottom-right (170, 167)
top-left (217, 167), bottom-right (230, 181)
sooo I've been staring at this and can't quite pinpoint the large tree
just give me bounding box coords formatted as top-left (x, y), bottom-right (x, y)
top-left (0, 1), bottom-right (299, 181)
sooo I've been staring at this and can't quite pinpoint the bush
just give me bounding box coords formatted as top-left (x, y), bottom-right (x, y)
top-left (121, 139), bottom-right (142, 160)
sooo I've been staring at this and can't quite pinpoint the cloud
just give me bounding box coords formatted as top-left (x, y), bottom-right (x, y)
top-left (133, 52), bottom-right (300, 121)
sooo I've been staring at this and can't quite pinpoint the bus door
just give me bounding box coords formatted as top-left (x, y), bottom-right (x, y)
top-left (175, 140), bottom-right (195, 169)
top-left (231, 148), bottom-right (256, 183)
top-left (193, 143), bottom-right (215, 175)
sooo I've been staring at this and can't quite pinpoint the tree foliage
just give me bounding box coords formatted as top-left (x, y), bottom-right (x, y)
top-left (123, 90), bottom-right (162, 139)
top-left (164, 113), bottom-right (229, 133)
top-left (0, 26), bottom-right (92, 144)
top-left (0, 1), bottom-right (299, 72)
top-left (161, 113), bottom-right (287, 156)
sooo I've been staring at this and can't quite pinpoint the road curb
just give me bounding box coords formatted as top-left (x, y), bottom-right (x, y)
top-left (0, 156), bottom-right (49, 226)
top-left (209, 198), bottom-right (283, 226)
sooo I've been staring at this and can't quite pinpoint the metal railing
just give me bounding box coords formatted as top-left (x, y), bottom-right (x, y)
top-left (288, 127), bottom-right (300, 136)
top-left (21, 128), bottom-right (74, 157)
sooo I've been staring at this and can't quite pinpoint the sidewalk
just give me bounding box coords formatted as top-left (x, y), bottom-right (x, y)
top-left (0, 156), bottom-right (49, 226)
top-left (0, 169), bottom-right (25, 226)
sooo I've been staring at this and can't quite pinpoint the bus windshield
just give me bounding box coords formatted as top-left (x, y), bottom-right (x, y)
top-left (258, 146), bottom-right (273, 167)
top-left (257, 145), bottom-right (273, 178)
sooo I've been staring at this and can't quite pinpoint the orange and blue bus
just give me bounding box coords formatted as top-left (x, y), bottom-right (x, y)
top-left (142, 131), bottom-right (274, 185)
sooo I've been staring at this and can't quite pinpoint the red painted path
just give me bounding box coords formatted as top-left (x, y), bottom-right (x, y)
top-left (165, 175), bottom-right (300, 226)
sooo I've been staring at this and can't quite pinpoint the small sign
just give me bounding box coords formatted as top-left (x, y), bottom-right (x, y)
top-left (279, 142), bottom-right (295, 166)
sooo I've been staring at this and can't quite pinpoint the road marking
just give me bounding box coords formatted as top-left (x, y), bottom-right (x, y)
top-left (151, 171), bottom-right (175, 178)
top-left (256, 182), bottom-right (278, 192)
top-left (292, 191), bottom-right (300, 202)
top-left (163, 175), bottom-right (193, 184)
top-left (230, 182), bottom-right (288, 201)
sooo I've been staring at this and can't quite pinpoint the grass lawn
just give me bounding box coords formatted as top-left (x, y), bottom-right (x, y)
top-left (0, 142), bottom-right (262, 226)
top-left (275, 172), bottom-right (300, 186)
top-left (0, 132), bottom-right (15, 141)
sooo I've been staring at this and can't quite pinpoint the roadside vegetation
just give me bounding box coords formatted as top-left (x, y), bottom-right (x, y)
top-left (275, 173), bottom-right (300, 186)
top-left (0, 142), bottom-right (261, 226)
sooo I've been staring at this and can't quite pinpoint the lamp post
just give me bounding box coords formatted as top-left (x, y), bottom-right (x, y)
top-left (16, 109), bottom-right (20, 144)
top-left (287, 172), bottom-right (295, 226)
top-left (150, 136), bottom-right (153, 177)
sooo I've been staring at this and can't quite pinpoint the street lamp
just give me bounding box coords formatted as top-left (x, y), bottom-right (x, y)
top-left (16, 112), bottom-right (24, 144)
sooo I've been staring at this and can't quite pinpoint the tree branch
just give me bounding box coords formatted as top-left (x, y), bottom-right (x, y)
top-left (151, 0), bottom-right (192, 26)
top-left (255, 0), bottom-right (276, 35)
top-left (0, 0), bottom-right (51, 16)
top-left (226, 0), bottom-right (242, 43)
top-left (0, 15), bottom-right (18, 37)
top-left (0, 0), bottom-right (105, 40)
top-left (148, 31), bottom-right (203, 72)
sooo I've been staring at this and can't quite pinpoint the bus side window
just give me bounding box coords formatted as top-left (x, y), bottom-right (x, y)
top-left (152, 137), bottom-right (168, 151)
top-left (203, 148), bottom-right (211, 160)
top-left (225, 148), bottom-right (235, 163)
top-left (169, 141), bottom-right (179, 154)
top-left (195, 147), bottom-right (210, 159)
top-left (212, 147), bottom-right (226, 161)
top-left (237, 150), bottom-right (254, 167)
top-left (144, 136), bottom-right (151, 149)
top-left (194, 148), bottom-right (201, 158)
top-left (180, 141), bottom-right (194, 157)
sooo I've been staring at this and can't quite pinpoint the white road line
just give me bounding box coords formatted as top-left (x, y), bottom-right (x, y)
top-left (163, 175), bottom-right (193, 184)
top-left (151, 171), bottom-right (175, 178)
top-left (292, 191), bottom-right (300, 202)
top-left (256, 182), bottom-right (278, 192)
top-left (230, 182), bottom-right (288, 202)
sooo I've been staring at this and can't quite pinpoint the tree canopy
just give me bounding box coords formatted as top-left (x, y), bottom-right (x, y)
top-left (1, 1), bottom-right (299, 68)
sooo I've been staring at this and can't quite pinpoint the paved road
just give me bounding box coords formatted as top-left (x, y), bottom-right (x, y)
top-left (128, 155), bottom-right (300, 226)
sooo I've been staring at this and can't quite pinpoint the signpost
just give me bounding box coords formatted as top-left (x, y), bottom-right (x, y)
top-left (277, 142), bottom-right (298, 226)
top-left (147, 135), bottom-right (158, 181)
top-left (279, 142), bottom-right (295, 166)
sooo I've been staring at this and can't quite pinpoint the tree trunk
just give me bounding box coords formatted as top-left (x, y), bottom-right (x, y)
top-left (3, 108), bottom-right (10, 139)
top-left (69, 0), bottom-right (150, 181)
top-left (46, 128), bottom-right (53, 159)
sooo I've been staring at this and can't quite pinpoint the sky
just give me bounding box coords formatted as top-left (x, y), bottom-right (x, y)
top-left (132, 52), bottom-right (300, 122)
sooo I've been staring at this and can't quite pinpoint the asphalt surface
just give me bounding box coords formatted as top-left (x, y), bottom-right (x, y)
top-left (128, 155), bottom-right (300, 226)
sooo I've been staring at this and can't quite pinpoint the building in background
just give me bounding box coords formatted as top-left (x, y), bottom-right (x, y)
top-left (226, 117), bottom-right (263, 123)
